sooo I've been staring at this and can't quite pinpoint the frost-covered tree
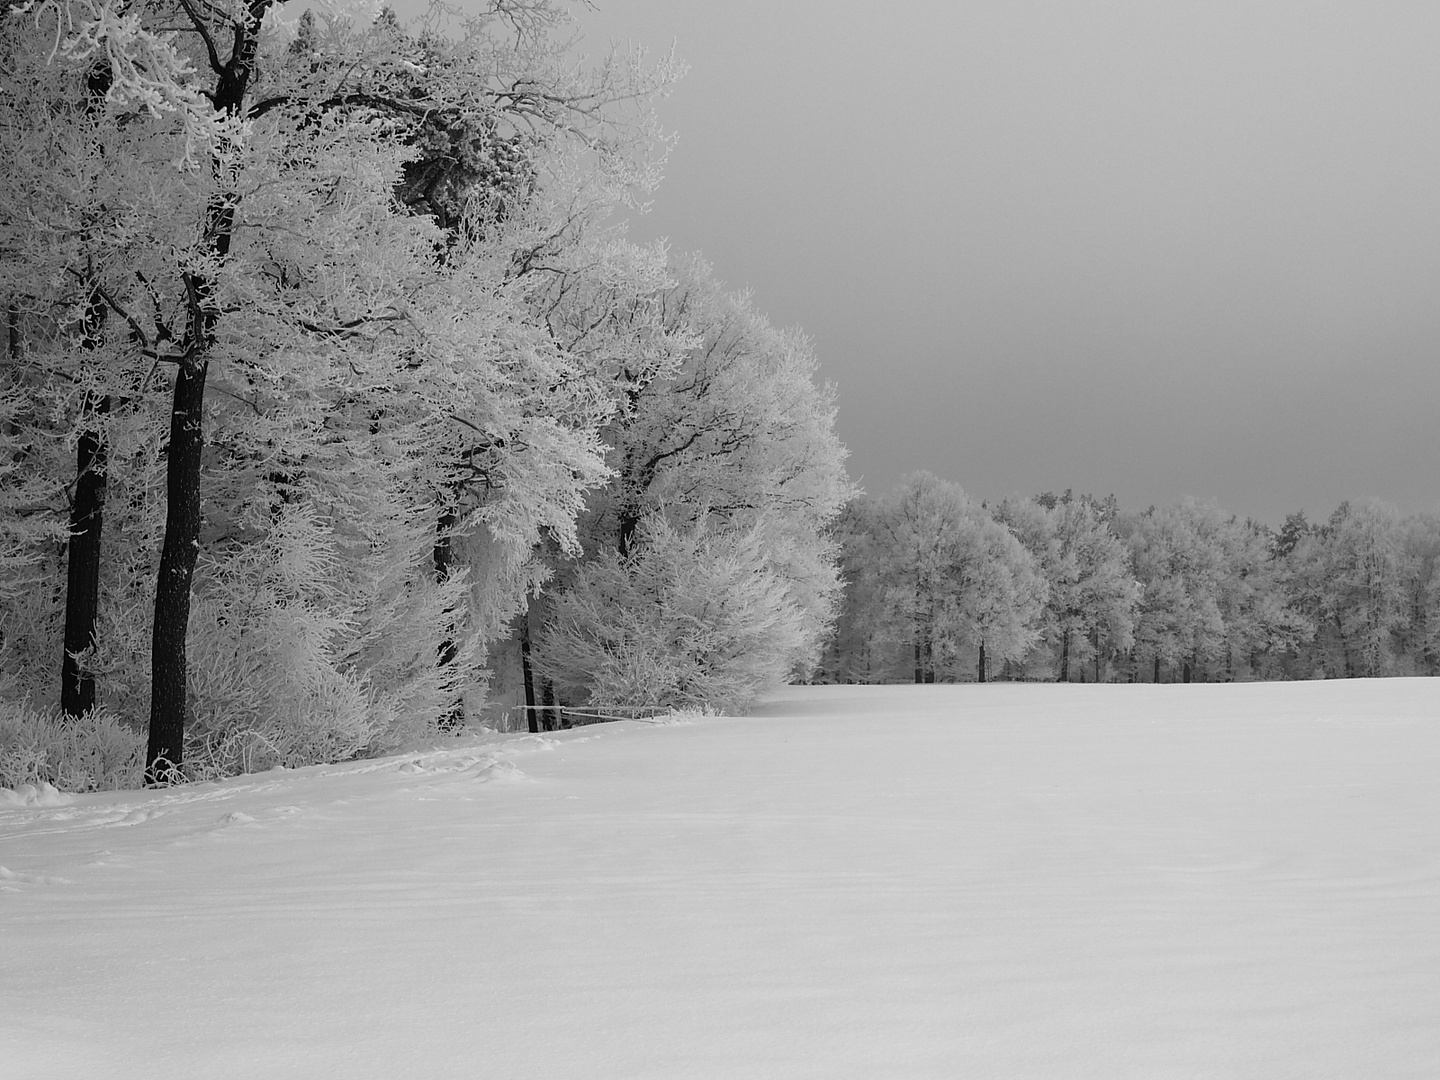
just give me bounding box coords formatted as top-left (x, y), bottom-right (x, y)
top-left (0, 6), bottom-right (200, 736)
top-left (1299, 500), bottom-right (1412, 677)
top-left (821, 495), bottom-right (893, 683)
top-left (1122, 501), bottom-right (1231, 682)
top-left (1117, 500), bottom-right (1311, 683)
top-left (962, 514), bottom-right (1048, 681)
top-left (1268, 502), bottom-right (1434, 679)
top-left (867, 473), bottom-right (971, 683)
top-left (1210, 516), bottom-right (1312, 680)
top-left (535, 516), bottom-right (809, 712)
top-left (856, 474), bottom-right (1045, 683)
top-left (594, 257), bottom-right (852, 651)
top-left (1397, 513), bottom-right (1440, 674)
top-left (996, 494), bottom-right (1138, 682)
top-left (531, 254), bottom-right (854, 706)
top-left (1, 0), bottom-right (683, 778)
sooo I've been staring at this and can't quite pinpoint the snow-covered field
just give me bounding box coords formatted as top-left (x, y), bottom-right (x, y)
top-left (3, 680), bottom-right (1438, 1079)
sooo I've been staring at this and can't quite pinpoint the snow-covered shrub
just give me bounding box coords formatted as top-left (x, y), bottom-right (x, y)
top-left (182, 497), bottom-right (476, 775)
top-left (0, 701), bottom-right (144, 792)
top-left (536, 517), bottom-right (809, 712)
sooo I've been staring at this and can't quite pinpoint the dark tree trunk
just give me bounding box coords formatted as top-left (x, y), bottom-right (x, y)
top-left (1058, 630), bottom-right (1070, 682)
top-left (60, 71), bottom-right (116, 721)
top-left (542, 678), bottom-right (558, 730)
top-left (977, 639), bottom-right (986, 683)
top-left (145, 5), bottom-right (265, 783)
top-left (62, 282), bottom-right (109, 720)
top-left (147, 359), bottom-right (206, 782)
top-left (433, 508), bottom-right (455, 582)
top-left (914, 633), bottom-right (924, 684)
top-left (1153, 655), bottom-right (1161, 683)
top-left (62, 397), bottom-right (108, 719)
top-left (519, 618), bottom-right (539, 734)
top-left (1182, 659), bottom-right (1192, 683)
top-left (618, 508), bottom-right (638, 559)
top-left (433, 507), bottom-right (462, 730)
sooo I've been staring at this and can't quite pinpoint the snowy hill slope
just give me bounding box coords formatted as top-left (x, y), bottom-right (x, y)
top-left (3, 680), bottom-right (1438, 1078)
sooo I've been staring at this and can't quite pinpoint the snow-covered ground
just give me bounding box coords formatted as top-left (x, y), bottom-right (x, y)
top-left (3, 680), bottom-right (1438, 1079)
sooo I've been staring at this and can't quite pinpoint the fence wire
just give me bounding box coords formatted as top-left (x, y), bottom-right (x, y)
top-left (490, 704), bottom-right (672, 734)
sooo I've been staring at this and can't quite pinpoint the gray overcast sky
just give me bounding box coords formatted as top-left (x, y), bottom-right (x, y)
top-left (577, 1), bottom-right (1440, 523)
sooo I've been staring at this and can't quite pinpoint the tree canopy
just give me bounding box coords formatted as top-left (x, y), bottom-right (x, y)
top-left (1, 0), bottom-right (849, 785)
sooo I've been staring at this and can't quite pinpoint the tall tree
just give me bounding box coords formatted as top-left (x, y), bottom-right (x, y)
top-left (861, 474), bottom-right (1044, 683)
top-left (1398, 513), bottom-right (1440, 674)
top-left (869, 473), bottom-right (972, 683)
top-left (0, 6), bottom-right (195, 721)
top-left (997, 494), bottom-right (1138, 682)
top-left (961, 514), bottom-right (1047, 682)
top-left (1323, 500), bottom-right (1411, 677)
top-left (821, 496), bottom-right (892, 683)
top-left (3, 0), bottom-right (683, 777)
top-left (1123, 501), bottom-right (1230, 682)
top-left (534, 253), bottom-right (854, 701)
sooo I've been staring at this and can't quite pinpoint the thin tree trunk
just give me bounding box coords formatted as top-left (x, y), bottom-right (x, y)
top-left (433, 507), bottom-right (462, 730)
top-left (1153, 654), bottom-right (1161, 683)
top-left (618, 507), bottom-right (638, 559)
top-left (542, 678), bottom-right (558, 730)
top-left (60, 274), bottom-right (110, 718)
top-left (1335, 615), bottom-right (1354, 678)
top-left (60, 58), bottom-right (113, 718)
top-left (1058, 629), bottom-right (1070, 682)
top-left (977, 639), bottom-right (986, 683)
top-left (61, 396), bottom-right (107, 719)
top-left (519, 618), bottom-right (539, 734)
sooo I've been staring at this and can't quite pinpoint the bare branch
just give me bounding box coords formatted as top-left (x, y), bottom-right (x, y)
top-left (175, 0), bottom-right (225, 76)
top-left (91, 283), bottom-right (151, 350)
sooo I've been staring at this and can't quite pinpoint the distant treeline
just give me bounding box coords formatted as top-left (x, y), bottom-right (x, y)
top-left (822, 473), bottom-right (1439, 684)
